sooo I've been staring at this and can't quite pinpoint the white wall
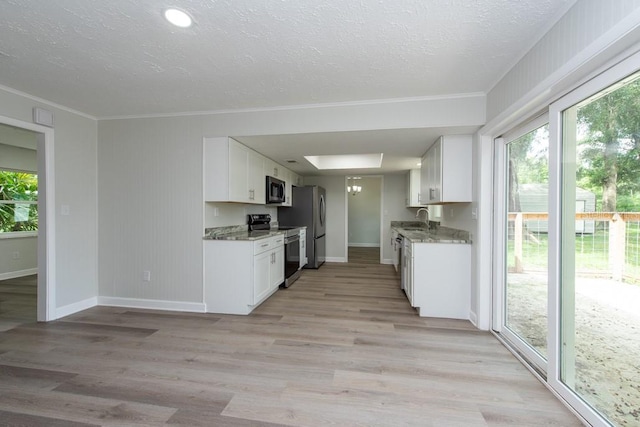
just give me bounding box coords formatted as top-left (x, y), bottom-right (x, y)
top-left (204, 203), bottom-right (278, 228)
top-left (0, 87), bottom-right (98, 310)
top-left (348, 177), bottom-right (381, 247)
top-left (0, 143), bottom-right (37, 171)
top-left (0, 237), bottom-right (37, 279)
top-left (97, 96), bottom-right (484, 305)
top-left (487, 1), bottom-right (640, 123)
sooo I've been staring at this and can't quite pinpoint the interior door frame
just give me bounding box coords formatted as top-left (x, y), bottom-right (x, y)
top-left (0, 114), bottom-right (56, 322)
top-left (344, 174), bottom-right (384, 263)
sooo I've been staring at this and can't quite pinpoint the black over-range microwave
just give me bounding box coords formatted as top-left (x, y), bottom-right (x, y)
top-left (266, 176), bottom-right (285, 204)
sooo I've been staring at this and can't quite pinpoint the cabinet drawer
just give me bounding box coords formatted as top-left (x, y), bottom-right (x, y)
top-left (253, 235), bottom-right (284, 255)
top-left (254, 238), bottom-right (274, 255)
top-left (272, 236), bottom-right (284, 247)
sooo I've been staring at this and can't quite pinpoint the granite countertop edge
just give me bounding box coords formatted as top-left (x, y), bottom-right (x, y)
top-left (203, 225), bottom-right (307, 241)
top-left (391, 221), bottom-right (471, 244)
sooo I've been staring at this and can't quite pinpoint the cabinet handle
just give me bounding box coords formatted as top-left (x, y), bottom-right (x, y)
top-left (261, 243), bottom-right (269, 248)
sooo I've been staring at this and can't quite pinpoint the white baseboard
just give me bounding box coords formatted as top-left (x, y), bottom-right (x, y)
top-left (98, 296), bottom-right (206, 313)
top-left (55, 296), bottom-right (98, 319)
top-left (380, 259), bottom-right (393, 265)
top-left (325, 257), bottom-right (346, 263)
top-left (348, 243), bottom-right (380, 248)
top-left (0, 268), bottom-right (38, 281)
top-left (469, 310), bottom-right (478, 327)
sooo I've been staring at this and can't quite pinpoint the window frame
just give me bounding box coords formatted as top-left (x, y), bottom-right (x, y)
top-left (0, 168), bottom-right (38, 238)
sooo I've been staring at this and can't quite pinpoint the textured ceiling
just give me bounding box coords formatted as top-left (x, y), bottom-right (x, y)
top-left (0, 0), bottom-right (575, 118)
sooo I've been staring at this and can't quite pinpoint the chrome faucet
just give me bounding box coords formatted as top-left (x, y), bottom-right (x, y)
top-left (416, 207), bottom-right (429, 228)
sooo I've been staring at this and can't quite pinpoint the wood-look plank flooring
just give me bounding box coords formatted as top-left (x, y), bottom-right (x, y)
top-left (0, 275), bottom-right (36, 332)
top-left (348, 246), bottom-right (380, 264)
top-left (0, 266), bottom-right (582, 426)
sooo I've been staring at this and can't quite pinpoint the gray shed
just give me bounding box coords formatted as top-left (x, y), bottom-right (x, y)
top-left (517, 184), bottom-right (596, 234)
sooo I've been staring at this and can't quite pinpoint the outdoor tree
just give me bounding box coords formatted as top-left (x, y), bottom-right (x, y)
top-left (577, 76), bottom-right (640, 212)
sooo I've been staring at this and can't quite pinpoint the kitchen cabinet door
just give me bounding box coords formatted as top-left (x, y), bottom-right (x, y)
top-left (204, 137), bottom-right (263, 204)
top-left (282, 168), bottom-right (293, 206)
top-left (420, 135), bottom-right (471, 204)
top-left (299, 229), bottom-right (307, 269)
top-left (270, 248), bottom-right (284, 290)
top-left (248, 149), bottom-right (265, 203)
top-left (403, 240), bottom-right (414, 306)
top-left (229, 141), bottom-right (250, 203)
top-left (406, 169), bottom-right (425, 207)
top-left (253, 250), bottom-right (272, 304)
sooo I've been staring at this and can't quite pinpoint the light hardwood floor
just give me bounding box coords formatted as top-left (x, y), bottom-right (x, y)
top-left (0, 265), bottom-right (582, 426)
top-left (347, 246), bottom-right (380, 264)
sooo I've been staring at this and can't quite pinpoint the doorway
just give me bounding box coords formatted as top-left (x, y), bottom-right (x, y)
top-left (0, 123), bottom-right (39, 329)
top-left (0, 115), bottom-right (55, 322)
top-left (346, 176), bottom-right (383, 264)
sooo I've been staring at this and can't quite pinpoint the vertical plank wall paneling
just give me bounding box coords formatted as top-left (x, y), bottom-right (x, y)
top-left (487, 1), bottom-right (640, 122)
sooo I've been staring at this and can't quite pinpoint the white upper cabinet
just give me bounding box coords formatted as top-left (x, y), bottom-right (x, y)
top-left (406, 169), bottom-right (425, 207)
top-left (420, 135), bottom-right (472, 204)
top-left (248, 149), bottom-right (265, 203)
top-left (204, 137), bottom-right (297, 205)
top-left (205, 137), bottom-right (256, 203)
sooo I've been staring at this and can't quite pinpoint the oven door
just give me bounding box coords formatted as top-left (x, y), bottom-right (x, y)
top-left (283, 234), bottom-right (301, 287)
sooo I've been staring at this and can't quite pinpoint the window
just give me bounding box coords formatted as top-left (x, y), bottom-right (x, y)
top-left (493, 49), bottom-right (640, 427)
top-left (0, 170), bottom-right (38, 234)
top-left (557, 70), bottom-right (640, 427)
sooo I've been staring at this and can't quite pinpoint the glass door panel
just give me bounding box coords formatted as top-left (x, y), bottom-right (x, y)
top-left (504, 123), bottom-right (549, 360)
top-left (561, 71), bottom-right (640, 427)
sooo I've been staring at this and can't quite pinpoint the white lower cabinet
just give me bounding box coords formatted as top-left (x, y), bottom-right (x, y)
top-left (204, 235), bottom-right (284, 314)
top-left (403, 239), bottom-right (414, 305)
top-left (406, 241), bottom-right (470, 319)
top-left (299, 228), bottom-right (307, 268)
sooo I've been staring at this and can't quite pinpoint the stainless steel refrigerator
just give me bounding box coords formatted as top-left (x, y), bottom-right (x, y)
top-left (278, 185), bottom-right (326, 269)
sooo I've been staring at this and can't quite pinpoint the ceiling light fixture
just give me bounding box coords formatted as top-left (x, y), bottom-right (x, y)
top-left (164, 8), bottom-right (193, 28)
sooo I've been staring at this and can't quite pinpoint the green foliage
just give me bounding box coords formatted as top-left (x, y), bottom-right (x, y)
top-left (0, 171), bottom-right (38, 232)
top-left (577, 75), bottom-right (640, 211)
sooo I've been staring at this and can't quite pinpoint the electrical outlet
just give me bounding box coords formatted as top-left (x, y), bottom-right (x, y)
top-left (472, 207), bottom-right (478, 220)
top-left (213, 207), bottom-right (219, 217)
top-left (12, 251), bottom-right (20, 260)
top-left (142, 270), bottom-right (151, 282)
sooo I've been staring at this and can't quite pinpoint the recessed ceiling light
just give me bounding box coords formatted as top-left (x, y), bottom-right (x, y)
top-left (164, 8), bottom-right (192, 28)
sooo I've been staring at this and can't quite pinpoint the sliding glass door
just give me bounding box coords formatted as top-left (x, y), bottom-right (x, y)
top-left (495, 51), bottom-right (640, 427)
top-left (555, 70), bottom-right (640, 427)
top-left (498, 118), bottom-right (549, 370)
